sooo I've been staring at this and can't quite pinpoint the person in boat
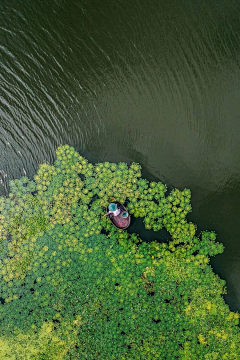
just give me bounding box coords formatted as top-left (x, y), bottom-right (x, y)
top-left (104, 199), bottom-right (131, 229)
top-left (104, 202), bottom-right (121, 217)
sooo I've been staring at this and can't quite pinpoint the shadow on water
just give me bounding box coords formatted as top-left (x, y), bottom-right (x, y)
top-left (127, 216), bottom-right (170, 243)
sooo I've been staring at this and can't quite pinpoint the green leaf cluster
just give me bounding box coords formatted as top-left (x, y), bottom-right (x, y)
top-left (0, 144), bottom-right (239, 359)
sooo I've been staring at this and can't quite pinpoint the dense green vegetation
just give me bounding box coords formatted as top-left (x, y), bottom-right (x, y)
top-left (0, 145), bottom-right (239, 359)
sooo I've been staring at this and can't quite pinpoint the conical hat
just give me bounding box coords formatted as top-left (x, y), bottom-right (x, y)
top-left (109, 203), bottom-right (117, 212)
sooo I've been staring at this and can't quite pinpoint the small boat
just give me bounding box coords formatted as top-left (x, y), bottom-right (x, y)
top-left (106, 201), bottom-right (131, 230)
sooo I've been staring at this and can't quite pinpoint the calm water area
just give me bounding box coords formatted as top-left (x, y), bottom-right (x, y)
top-left (1, 0), bottom-right (240, 311)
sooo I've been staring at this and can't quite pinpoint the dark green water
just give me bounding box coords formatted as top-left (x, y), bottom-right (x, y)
top-left (1, 0), bottom-right (240, 311)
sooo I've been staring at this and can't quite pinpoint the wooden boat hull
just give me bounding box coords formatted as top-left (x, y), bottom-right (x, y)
top-left (106, 201), bottom-right (131, 230)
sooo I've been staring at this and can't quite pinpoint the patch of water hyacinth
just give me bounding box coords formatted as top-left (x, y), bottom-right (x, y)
top-left (0, 144), bottom-right (239, 359)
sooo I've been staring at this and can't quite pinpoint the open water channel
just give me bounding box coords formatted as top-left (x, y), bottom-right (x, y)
top-left (1, 0), bottom-right (240, 311)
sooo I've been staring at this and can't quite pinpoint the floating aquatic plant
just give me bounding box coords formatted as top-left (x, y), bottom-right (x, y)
top-left (0, 144), bottom-right (239, 359)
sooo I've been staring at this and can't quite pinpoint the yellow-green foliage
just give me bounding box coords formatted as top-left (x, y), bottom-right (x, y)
top-left (0, 321), bottom-right (77, 360)
top-left (0, 145), bottom-right (239, 359)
